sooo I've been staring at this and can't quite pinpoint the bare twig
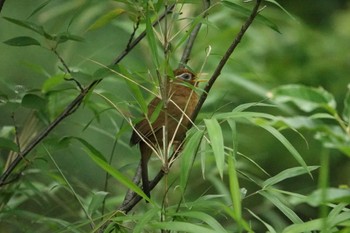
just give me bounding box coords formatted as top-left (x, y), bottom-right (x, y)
top-left (178, 0), bottom-right (210, 68)
top-left (117, 0), bottom-right (263, 215)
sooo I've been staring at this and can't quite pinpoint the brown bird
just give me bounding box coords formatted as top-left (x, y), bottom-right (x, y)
top-left (130, 68), bottom-right (199, 198)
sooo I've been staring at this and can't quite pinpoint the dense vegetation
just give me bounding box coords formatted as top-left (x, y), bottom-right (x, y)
top-left (0, 0), bottom-right (349, 232)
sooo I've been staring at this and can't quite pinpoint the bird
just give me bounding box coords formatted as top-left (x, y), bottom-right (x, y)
top-left (130, 68), bottom-right (199, 198)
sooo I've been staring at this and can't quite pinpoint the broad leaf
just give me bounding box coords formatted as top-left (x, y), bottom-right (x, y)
top-left (271, 84), bottom-right (336, 113)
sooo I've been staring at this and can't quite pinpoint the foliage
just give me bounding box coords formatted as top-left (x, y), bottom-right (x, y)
top-left (0, 0), bottom-right (350, 232)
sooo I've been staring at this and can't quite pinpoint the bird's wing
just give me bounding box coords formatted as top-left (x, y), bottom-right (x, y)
top-left (129, 98), bottom-right (164, 145)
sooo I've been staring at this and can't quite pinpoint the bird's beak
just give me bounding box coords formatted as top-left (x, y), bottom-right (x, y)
top-left (195, 72), bottom-right (208, 83)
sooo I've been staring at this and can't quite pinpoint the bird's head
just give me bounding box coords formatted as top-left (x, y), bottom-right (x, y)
top-left (173, 68), bottom-right (197, 86)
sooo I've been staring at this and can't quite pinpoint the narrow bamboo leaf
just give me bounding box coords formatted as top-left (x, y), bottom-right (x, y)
top-left (145, 7), bottom-right (159, 67)
top-left (120, 66), bottom-right (148, 114)
top-left (180, 130), bottom-right (204, 192)
top-left (0, 137), bottom-right (19, 152)
top-left (257, 122), bottom-right (310, 176)
top-left (3, 36), bottom-right (40, 46)
top-left (3, 17), bottom-right (48, 37)
top-left (87, 8), bottom-right (125, 31)
top-left (87, 191), bottom-right (108, 216)
top-left (283, 211), bottom-right (350, 233)
top-left (227, 152), bottom-right (242, 222)
top-left (71, 137), bottom-right (151, 202)
top-left (265, 0), bottom-right (296, 21)
top-left (171, 211), bottom-right (227, 233)
top-left (271, 84), bottom-right (337, 113)
top-left (221, 1), bottom-right (281, 33)
top-left (304, 188), bottom-right (350, 207)
top-left (260, 190), bottom-right (304, 224)
top-left (263, 166), bottom-right (319, 188)
top-left (215, 111), bottom-right (276, 121)
top-left (342, 84), bottom-right (350, 123)
top-left (282, 219), bottom-right (323, 233)
top-left (151, 221), bottom-right (217, 233)
top-left (247, 209), bottom-right (277, 233)
top-left (134, 208), bottom-right (159, 233)
top-left (204, 118), bottom-right (225, 179)
top-left (21, 93), bottom-right (46, 110)
top-left (27, 0), bottom-right (52, 18)
top-left (232, 102), bottom-right (276, 113)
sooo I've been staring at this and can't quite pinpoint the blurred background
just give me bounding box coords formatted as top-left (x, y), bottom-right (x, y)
top-left (0, 0), bottom-right (349, 232)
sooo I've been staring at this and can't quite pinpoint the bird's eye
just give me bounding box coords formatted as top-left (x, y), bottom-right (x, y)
top-left (177, 72), bottom-right (192, 81)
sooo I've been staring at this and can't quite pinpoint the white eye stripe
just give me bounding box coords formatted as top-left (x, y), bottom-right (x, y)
top-left (176, 72), bottom-right (192, 80)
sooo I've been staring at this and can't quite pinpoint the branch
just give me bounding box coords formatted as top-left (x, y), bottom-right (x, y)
top-left (178, 0), bottom-right (210, 68)
top-left (0, 81), bottom-right (97, 186)
top-left (0, 0), bottom-right (6, 13)
top-left (192, 0), bottom-right (262, 121)
top-left (116, 0), bottom-right (263, 215)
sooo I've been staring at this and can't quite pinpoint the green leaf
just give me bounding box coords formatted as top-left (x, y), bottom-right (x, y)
top-left (265, 0), bottom-right (296, 21)
top-left (0, 137), bottom-right (19, 152)
top-left (171, 211), bottom-right (228, 233)
top-left (204, 118), bottom-right (225, 179)
top-left (151, 221), bottom-right (217, 233)
top-left (3, 17), bottom-right (51, 38)
top-left (343, 84), bottom-right (350, 123)
top-left (260, 189), bottom-right (304, 224)
top-left (145, 7), bottom-right (159, 67)
top-left (271, 84), bottom-right (337, 113)
top-left (3, 36), bottom-right (40, 46)
top-left (282, 211), bottom-right (350, 233)
top-left (221, 1), bottom-right (281, 33)
top-left (87, 8), bottom-right (125, 31)
top-left (227, 152), bottom-right (242, 222)
top-left (71, 137), bottom-right (152, 203)
top-left (27, 0), bottom-right (52, 19)
top-left (256, 121), bottom-right (310, 177)
top-left (180, 130), bottom-right (204, 192)
top-left (263, 166), bottom-right (319, 188)
top-left (247, 209), bottom-right (277, 233)
top-left (87, 191), bottom-right (108, 216)
top-left (21, 93), bottom-right (46, 110)
top-left (42, 73), bottom-right (66, 93)
top-left (304, 188), bottom-right (350, 207)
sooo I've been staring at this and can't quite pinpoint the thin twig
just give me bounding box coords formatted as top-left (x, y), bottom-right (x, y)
top-left (117, 0), bottom-right (263, 215)
top-left (178, 0), bottom-right (210, 68)
top-left (113, 4), bottom-right (175, 65)
top-left (52, 48), bottom-right (84, 92)
top-left (126, 16), bottom-right (141, 50)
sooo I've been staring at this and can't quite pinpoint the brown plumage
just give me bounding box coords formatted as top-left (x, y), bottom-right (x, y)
top-left (130, 68), bottom-right (199, 198)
